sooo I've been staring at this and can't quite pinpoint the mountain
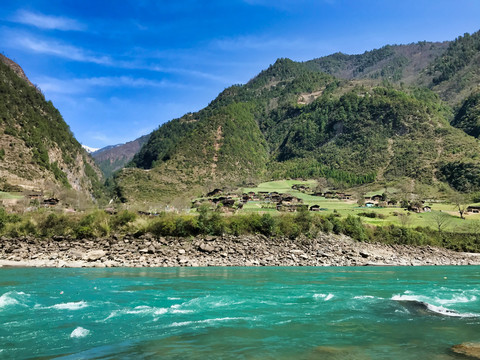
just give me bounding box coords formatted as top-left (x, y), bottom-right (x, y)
top-left (0, 54), bottom-right (103, 203)
top-left (303, 41), bottom-right (449, 85)
top-left (115, 30), bottom-right (480, 206)
top-left (91, 135), bottom-right (150, 178)
top-left (451, 90), bottom-right (480, 138)
top-left (82, 145), bottom-right (100, 154)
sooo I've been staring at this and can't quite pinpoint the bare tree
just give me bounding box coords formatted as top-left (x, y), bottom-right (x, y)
top-left (315, 177), bottom-right (328, 193)
top-left (431, 211), bottom-right (450, 233)
top-left (398, 213), bottom-right (412, 227)
top-left (452, 193), bottom-right (468, 220)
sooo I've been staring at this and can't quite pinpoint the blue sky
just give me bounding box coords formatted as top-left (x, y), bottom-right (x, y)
top-left (1, 0), bottom-right (479, 148)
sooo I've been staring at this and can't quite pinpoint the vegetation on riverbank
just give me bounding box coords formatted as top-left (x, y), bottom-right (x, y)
top-left (1, 206), bottom-right (479, 253)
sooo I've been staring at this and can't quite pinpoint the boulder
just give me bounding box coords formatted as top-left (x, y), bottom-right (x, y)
top-left (451, 343), bottom-right (480, 359)
top-left (199, 243), bottom-right (215, 253)
top-left (85, 250), bottom-right (106, 261)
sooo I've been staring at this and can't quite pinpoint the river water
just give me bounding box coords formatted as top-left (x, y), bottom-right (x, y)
top-left (1, 266), bottom-right (479, 359)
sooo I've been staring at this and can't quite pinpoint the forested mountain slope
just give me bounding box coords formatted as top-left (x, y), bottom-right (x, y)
top-left (0, 55), bottom-right (103, 201)
top-left (115, 31), bottom-right (480, 205)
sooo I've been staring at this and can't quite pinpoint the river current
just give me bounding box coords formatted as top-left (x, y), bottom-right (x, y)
top-left (1, 266), bottom-right (479, 359)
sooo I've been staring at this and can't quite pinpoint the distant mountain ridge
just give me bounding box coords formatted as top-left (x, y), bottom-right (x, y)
top-left (91, 135), bottom-right (150, 178)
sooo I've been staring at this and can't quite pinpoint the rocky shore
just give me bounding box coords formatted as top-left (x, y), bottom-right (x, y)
top-left (0, 233), bottom-right (480, 268)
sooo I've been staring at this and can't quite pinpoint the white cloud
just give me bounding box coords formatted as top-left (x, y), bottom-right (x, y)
top-left (211, 34), bottom-right (332, 55)
top-left (148, 65), bottom-right (233, 83)
top-left (16, 36), bottom-right (112, 64)
top-left (35, 75), bottom-right (189, 95)
top-left (12, 10), bottom-right (86, 31)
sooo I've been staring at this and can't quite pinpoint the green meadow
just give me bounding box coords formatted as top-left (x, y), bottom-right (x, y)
top-left (241, 180), bottom-right (480, 233)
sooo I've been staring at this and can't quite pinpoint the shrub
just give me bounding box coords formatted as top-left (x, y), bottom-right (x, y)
top-left (260, 213), bottom-right (276, 236)
top-left (0, 208), bottom-right (7, 232)
top-left (110, 210), bottom-right (137, 230)
top-left (74, 210), bottom-right (110, 238)
top-left (277, 214), bottom-right (300, 239)
top-left (342, 215), bottom-right (368, 242)
top-left (197, 206), bottom-right (227, 235)
top-left (38, 213), bottom-right (74, 237)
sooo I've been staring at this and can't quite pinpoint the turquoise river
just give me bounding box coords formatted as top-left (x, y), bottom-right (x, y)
top-left (1, 266), bottom-right (479, 359)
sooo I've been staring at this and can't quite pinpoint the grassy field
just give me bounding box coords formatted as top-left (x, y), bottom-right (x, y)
top-left (0, 191), bottom-right (23, 200)
top-left (240, 180), bottom-right (480, 232)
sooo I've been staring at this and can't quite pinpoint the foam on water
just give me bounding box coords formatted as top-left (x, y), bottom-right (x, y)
top-left (169, 317), bottom-right (251, 328)
top-left (391, 294), bottom-right (479, 318)
top-left (103, 304), bottom-right (183, 321)
top-left (52, 301), bottom-right (88, 310)
top-left (0, 291), bottom-right (28, 309)
top-left (353, 295), bottom-right (377, 300)
top-left (313, 293), bottom-right (334, 301)
top-left (70, 327), bottom-right (90, 338)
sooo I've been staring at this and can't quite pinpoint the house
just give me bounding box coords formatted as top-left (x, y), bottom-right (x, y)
top-left (423, 206), bottom-right (432, 212)
top-left (211, 197), bottom-right (226, 204)
top-left (467, 206), bottom-right (480, 214)
top-left (282, 196), bottom-right (303, 205)
top-left (258, 191), bottom-right (268, 199)
top-left (309, 205), bottom-right (321, 211)
top-left (207, 188), bottom-right (223, 197)
top-left (43, 198), bottom-right (59, 206)
top-left (324, 191), bottom-right (336, 199)
top-left (407, 203), bottom-right (424, 213)
top-left (27, 192), bottom-right (43, 200)
top-left (371, 195), bottom-right (383, 202)
top-left (336, 193), bottom-right (352, 200)
top-left (292, 184), bottom-right (309, 192)
top-left (221, 199), bottom-right (235, 207)
top-left (241, 194), bottom-right (250, 203)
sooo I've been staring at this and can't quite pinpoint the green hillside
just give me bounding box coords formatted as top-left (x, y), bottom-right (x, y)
top-left (425, 31), bottom-right (480, 103)
top-left (451, 90), bottom-right (480, 138)
top-left (303, 42), bottom-right (448, 84)
top-left (115, 30), bottom-right (480, 206)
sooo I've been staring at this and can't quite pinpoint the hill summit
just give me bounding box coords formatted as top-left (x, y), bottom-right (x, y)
top-left (112, 30), bottom-right (480, 205)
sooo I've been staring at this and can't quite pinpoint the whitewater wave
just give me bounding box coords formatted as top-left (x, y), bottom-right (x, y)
top-left (392, 294), bottom-right (478, 318)
top-left (181, 295), bottom-right (246, 309)
top-left (0, 291), bottom-right (28, 309)
top-left (353, 295), bottom-right (377, 300)
top-left (103, 304), bottom-right (181, 321)
top-left (169, 317), bottom-right (250, 328)
top-left (52, 301), bottom-right (88, 310)
top-left (70, 327), bottom-right (90, 338)
top-left (313, 293), bottom-right (334, 301)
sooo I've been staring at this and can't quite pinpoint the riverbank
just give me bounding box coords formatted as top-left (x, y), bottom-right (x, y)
top-left (1, 233), bottom-right (480, 268)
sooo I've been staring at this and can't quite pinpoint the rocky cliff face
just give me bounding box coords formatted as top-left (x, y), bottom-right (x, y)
top-left (0, 54), bottom-right (37, 89)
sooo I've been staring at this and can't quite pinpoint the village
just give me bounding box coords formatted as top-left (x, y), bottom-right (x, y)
top-left (191, 184), bottom-right (441, 214)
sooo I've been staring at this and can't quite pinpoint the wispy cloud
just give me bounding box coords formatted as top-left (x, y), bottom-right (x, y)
top-left (148, 65), bottom-right (234, 84)
top-left (12, 10), bottom-right (86, 31)
top-left (16, 36), bottom-right (112, 64)
top-left (211, 35), bottom-right (330, 54)
top-left (36, 75), bottom-right (189, 94)
top-left (10, 32), bottom-right (233, 83)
